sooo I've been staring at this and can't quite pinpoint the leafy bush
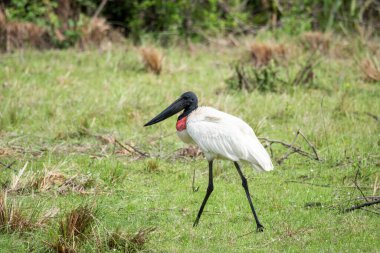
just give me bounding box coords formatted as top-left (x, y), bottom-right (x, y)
top-left (226, 50), bottom-right (320, 93)
top-left (226, 61), bottom-right (280, 93)
top-left (2, 0), bottom-right (379, 47)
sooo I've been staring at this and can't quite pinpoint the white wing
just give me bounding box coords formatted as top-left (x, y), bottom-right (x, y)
top-left (186, 107), bottom-right (273, 172)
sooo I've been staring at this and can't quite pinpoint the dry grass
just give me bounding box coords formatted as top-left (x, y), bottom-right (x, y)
top-left (1, 21), bottom-right (51, 52)
top-left (0, 6), bottom-right (6, 29)
top-left (49, 205), bottom-right (95, 253)
top-left (34, 171), bottom-right (66, 192)
top-left (0, 147), bottom-right (21, 157)
top-left (60, 206), bottom-right (94, 239)
top-left (301, 31), bottom-right (330, 52)
top-left (8, 166), bottom-right (95, 195)
top-left (140, 47), bottom-right (163, 75)
top-left (250, 42), bottom-right (287, 67)
top-left (175, 146), bottom-right (203, 158)
top-left (0, 191), bottom-right (35, 233)
top-left (361, 58), bottom-right (380, 82)
top-left (78, 17), bottom-right (124, 49)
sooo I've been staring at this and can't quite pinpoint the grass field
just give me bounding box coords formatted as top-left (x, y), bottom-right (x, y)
top-left (0, 33), bottom-right (379, 252)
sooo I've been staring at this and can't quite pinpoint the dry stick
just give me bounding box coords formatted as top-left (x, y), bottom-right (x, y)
top-left (269, 139), bottom-right (314, 160)
top-left (258, 137), bottom-right (312, 158)
top-left (298, 130), bottom-right (321, 161)
top-left (277, 130), bottom-right (301, 164)
top-left (265, 130), bottom-right (321, 163)
top-left (365, 112), bottom-right (379, 121)
top-left (344, 199), bottom-right (380, 213)
top-left (259, 133), bottom-right (320, 164)
top-left (354, 165), bottom-right (369, 202)
top-left (114, 139), bottom-right (149, 157)
top-left (91, 0), bottom-right (108, 21)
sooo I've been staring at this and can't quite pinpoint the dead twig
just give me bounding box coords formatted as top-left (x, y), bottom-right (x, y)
top-left (276, 130), bottom-right (300, 163)
top-left (352, 111), bottom-right (379, 122)
top-left (259, 130), bottom-right (321, 164)
top-left (298, 130), bottom-right (320, 161)
top-left (353, 165), bottom-right (369, 202)
top-left (365, 112), bottom-right (379, 121)
top-left (344, 199), bottom-right (380, 213)
top-left (91, 0), bottom-right (108, 21)
top-left (114, 139), bottom-right (149, 158)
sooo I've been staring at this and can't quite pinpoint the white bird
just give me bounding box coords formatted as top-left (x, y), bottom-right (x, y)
top-left (144, 91), bottom-right (273, 231)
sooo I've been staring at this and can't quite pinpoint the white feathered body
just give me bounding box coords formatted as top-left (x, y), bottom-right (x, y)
top-left (176, 106), bottom-right (273, 172)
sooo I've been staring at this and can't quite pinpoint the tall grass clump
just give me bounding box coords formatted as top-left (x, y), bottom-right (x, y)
top-left (0, 191), bottom-right (36, 233)
top-left (140, 47), bottom-right (163, 75)
top-left (47, 205), bottom-right (95, 253)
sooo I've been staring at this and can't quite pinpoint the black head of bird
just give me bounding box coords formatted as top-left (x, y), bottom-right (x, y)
top-left (144, 91), bottom-right (198, 126)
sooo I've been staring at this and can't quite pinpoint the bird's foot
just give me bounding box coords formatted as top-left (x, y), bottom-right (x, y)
top-left (256, 224), bottom-right (264, 232)
top-left (193, 218), bottom-right (200, 227)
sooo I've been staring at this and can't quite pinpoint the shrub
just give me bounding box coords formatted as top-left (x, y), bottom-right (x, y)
top-left (226, 61), bottom-right (279, 93)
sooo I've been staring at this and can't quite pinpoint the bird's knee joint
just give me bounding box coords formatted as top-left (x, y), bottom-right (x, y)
top-left (207, 185), bottom-right (214, 192)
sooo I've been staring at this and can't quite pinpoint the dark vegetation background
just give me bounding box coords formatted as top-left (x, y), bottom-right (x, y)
top-left (1, 0), bottom-right (380, 50)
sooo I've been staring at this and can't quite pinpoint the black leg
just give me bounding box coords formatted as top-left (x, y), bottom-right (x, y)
top-left (234, 162), bottom-right (264, 232)
top-left (193, 160), bottom-right (214, 227)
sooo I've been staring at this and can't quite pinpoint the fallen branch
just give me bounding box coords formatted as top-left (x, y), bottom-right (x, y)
top-left (353, 165), bottom-right (368, 202)
top-left (352, 111), bottom-right (379, 122)
top-left (91, 0), bottom-right (108, 21)
top-left (344, 199), bottom-right (380, 213)
top-left (86, 130), bottom-right (149, 158)
top-left (298, 131), bottom-right (320, 161)
top-left (114, 139), bottom-right (149, 158)
top-left (365, 112), bottom-right (379, 121)
top-left (259, 130), bottom-right (321, 164)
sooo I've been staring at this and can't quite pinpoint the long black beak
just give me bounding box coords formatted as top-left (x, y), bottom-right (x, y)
top-left (144, 97), bottom-right (185, 126)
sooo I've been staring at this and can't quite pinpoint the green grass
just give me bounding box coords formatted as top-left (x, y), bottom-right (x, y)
top-left (0, 34), bottom-right (379, 252)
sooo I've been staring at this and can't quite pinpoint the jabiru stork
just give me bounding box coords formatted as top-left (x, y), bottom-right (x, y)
top-left (144, 91), bottom-right (273, 231)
